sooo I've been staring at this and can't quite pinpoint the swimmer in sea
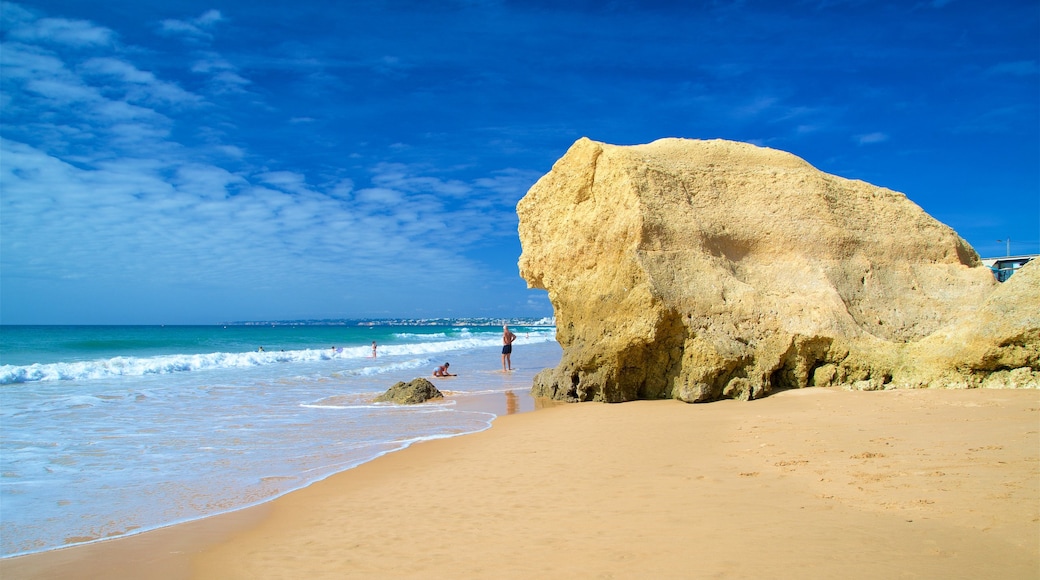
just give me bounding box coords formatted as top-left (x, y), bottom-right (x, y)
top-left (433, 362), bottom-right (456, 377)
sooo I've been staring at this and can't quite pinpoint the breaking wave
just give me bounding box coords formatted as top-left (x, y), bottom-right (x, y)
top-left (0, 333), bottom-right (555, 384)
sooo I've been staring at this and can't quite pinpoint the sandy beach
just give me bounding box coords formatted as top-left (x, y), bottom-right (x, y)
top-left (4, 387), bottom-right (1038, 579)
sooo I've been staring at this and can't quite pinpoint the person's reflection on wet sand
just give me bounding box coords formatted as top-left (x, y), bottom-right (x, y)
top-left (505, 390), bottom-right (518, 415)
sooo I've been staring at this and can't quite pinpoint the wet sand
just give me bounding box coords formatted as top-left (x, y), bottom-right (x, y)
top-left (4, 387), bottom-right (1038, 579)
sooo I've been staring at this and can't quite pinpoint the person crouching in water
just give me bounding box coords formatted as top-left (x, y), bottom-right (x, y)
top-left (433, 362), bottom-right (456, 377)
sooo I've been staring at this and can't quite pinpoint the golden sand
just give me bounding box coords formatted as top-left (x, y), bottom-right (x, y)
top-left (4, 387), bottom-right (1038, 579)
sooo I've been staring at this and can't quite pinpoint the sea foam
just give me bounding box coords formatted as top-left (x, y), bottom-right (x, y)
top-left (0, 333), bottom-right (554, 384)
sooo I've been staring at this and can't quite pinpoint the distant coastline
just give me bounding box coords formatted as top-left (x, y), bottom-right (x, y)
top-left (223, 316), bottom-right (557, 327)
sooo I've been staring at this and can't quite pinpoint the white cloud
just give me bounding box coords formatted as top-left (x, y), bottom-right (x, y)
top-left (2, 37), bottom-right (192, 160)
top-left (474, 168), bottom-right (543, 198)
top-left (81, 57), bottom-right (155, 83)
top-left (105, 121), bottom-right (173, 146)
top-left (80, 57), bottom-right (201, 105)
top-left (356, 187), bottom-right (407, 206)
top-left (7, 15), bottom-right (115, 46)
top-left (259, 171), bottom-right (317, 195)
top-left (92, 98), bottom-right (171, 124)
top-left (191, 55), bottom-right (251, 92)
top-left (0, 3), bottom-right (543, 323)
top-left (195, 10), bottom-right (225, 27)
top-left (23, 76), bottom-right (100, 104)
top-left (210, 70), bottom-right (251, 91)
top-left (328, 179), bottom-right (354, 200)
top-left (856, 132), bottom-right (889, 145)
top-left (159, 9), bottom-right (225, 41)
top-left (370, 163), bottom-right (473, 198)
top-left (0, 42), bottom-right (67, 79)
top-left (174, 164), bottom-right (247, 199)
top-left (0, 1), bottom-right (34, 28)
top-left (1, 135), bottom-right (494, 297)
top-left (732, 95), bottom-right (779, 119)
top-left (217, 145), bottom-right (246, 159)
top-left (190, 56), bottom-right (233, 74)
top-left (159, 19), bottom-right (205, 37)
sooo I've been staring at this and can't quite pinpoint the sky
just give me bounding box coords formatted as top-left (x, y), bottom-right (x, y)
top-left (1, 0), bottom-right (1037, 325)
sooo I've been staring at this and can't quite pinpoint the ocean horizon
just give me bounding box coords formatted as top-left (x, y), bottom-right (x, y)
top-left (0, 320), bottom-right (560, 557)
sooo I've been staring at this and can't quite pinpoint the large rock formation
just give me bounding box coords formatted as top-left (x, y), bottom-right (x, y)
top-left (517, 137), bottom-right (1038, 403)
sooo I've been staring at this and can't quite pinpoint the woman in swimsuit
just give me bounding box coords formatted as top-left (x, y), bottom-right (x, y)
top-left (433, 362), bottom-right (456, 377)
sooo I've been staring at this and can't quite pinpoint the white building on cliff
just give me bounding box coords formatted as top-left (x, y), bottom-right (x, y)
top-left (981, 254), bottom-right (1037, 282)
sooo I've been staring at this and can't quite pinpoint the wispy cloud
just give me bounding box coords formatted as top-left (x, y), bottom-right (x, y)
top-left (1, 135), bottom-right (520, 307)
top-left (731, 95), bottom-right (780, 120)
top-left (4, 7), bottom-right (115, 47)
top-left (258, 171), bottom-right (318, 196)
top-left (81, 57), bottom-right (202, 106)
top-left (855, 132), bottom-right (889, 145)
top-left (1, 40), bottom-right (179, 158)
top-left (0, 3), bottom-right (536, 322)
top-left (3, 0), bottom-right (1035, 321)
top-left (159, 9), bottom-right (225, 41)
top-left (191, 53), bottom-right (252, 92)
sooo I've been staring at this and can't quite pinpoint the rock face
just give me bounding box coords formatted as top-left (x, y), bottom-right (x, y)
top-left (517, 137), bottom-right (1039, 403)
top-left (374, 378), bottom-right (444, 404)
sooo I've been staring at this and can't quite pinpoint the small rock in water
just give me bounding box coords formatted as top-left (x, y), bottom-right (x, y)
top-left (373, 378), bottom-right (444, 404)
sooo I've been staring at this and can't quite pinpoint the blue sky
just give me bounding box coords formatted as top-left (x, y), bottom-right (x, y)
top-left (1, 0), bottom-right (1037, 324)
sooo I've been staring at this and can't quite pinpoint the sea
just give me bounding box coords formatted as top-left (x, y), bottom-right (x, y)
top-left (0, 320), bottom-right (560, 557)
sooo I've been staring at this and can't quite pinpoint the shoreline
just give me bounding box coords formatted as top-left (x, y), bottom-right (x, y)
top-left (0, 336), bottom-right (563, 560)
top-left (0, 389), bottom-right (555, 577)
top-left (2, 390), bottom-right (553, 573)
top-left (4, 387), bottom-right (1038, 579)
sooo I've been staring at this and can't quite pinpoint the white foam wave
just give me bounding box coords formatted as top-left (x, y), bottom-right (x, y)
top-left (0, 332), bottom-right (557, 384)
top-left (338, 358), bottom-right (433, 377)
top-left (0, 349), bottom-right (326, 384)
top-left (300, 403), bottom-right (393, 410)
top-left (392, 332), bottom-right (448, 339)
top-left (391, 328), bottom-right (476, 340)
top-left (376, 333), bottom-right (553, 358)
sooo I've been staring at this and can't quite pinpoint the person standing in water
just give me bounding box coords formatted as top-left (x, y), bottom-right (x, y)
top-left (371, 341), bottom-right (377, 358)
top-left (501, 325), bottom-right (517, 371)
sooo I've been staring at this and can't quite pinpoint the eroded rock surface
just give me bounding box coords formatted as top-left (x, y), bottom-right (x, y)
top-left (517, 137), bottom-right (1038, 402)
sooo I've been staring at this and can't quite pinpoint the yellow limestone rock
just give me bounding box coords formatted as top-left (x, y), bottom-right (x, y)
top-left (517, 137), bottom-right (1038, 402)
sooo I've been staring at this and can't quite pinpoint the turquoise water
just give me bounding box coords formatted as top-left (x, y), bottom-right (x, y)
top-left (0, 322), bottom-right (560, 556)
top-left (0, 324), bottom-right (459, 368)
